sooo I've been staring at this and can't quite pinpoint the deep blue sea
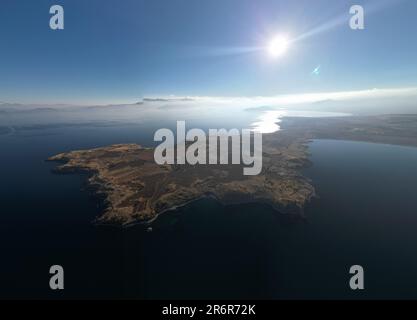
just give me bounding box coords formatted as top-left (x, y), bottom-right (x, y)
top-left (1, 123), bottom-right (417, 299)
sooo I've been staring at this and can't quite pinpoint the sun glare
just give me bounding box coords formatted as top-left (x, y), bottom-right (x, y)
top-left (267, 35), bottom-right (289, 58)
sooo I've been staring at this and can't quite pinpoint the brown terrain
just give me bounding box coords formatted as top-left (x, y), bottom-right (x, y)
top-left (48, 114), bottom-right (417, 226)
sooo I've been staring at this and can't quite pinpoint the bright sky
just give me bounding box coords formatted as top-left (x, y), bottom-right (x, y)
top-left (1, 0), bottom-right (417, 104)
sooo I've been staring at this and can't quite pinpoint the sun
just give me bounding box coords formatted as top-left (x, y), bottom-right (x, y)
top-left (267, 35), bottom-right (290, 58)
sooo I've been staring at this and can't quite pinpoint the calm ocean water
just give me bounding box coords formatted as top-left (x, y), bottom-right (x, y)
top-left (1, 123), bottom-right (417, 299)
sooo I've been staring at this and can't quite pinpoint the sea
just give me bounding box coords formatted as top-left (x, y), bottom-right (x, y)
top-left (1, 109), bottom-right (417, 299)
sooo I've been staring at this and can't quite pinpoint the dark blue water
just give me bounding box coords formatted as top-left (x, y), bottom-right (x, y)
top-left (1, 124), bottom-right (417, 299)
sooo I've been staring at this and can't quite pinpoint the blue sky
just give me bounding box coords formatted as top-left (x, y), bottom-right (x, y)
top-left (1, 0), bottom-right (417, 104)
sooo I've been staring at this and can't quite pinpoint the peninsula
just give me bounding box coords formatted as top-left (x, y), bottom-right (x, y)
top-left (48, 114), bottom-right (417, 226)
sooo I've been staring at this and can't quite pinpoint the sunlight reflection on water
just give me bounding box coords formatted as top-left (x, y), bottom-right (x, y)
top-left (251, 110), bottom-right (286, 133)
top-left (251, 109), bottom-right (350, 133)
